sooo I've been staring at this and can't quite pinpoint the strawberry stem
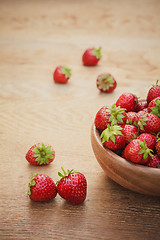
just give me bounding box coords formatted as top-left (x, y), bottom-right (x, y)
top-left (57, 167), bottom-right (73, 184)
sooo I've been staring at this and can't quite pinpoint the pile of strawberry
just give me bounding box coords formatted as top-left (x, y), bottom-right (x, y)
top-left (26, 143), bottom-right (87, 204)
top-left (94, 80), bottom-right (160, 167)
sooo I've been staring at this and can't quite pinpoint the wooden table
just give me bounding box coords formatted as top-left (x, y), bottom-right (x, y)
top-left (1, 0), bottom-right (160, 239)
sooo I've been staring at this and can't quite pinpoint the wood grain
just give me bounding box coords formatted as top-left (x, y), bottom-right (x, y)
top-left (0, 0), bottom-right (160, 239)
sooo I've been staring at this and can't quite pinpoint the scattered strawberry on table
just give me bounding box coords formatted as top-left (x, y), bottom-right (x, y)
top-left (96, 73), bottom-right (117, 93)
top-left (94, 80), bottom-right (160, 168)
top-left (82, 47), bottom-right (102, 66)
top-left (26, 143), bottom-right (55, 166)
top-left (28, 173), bottom-right (57, 202)
top-left (57, 167), bottom-right (87, 205)
top-left (53, 65), bottom-right (71, 83)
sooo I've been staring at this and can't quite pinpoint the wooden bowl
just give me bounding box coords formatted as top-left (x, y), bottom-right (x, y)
top-left (91, 124), bottom-right (160, 196)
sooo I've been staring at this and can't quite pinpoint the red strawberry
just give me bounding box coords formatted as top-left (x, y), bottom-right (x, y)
top-left (101, 124), bottom-right (125, 150)
top-left (121, 124), bottom-right (139, 144)
top-left (116, 93), bottom-right (138, 112)
top-left (145, 154), bottom-right (160, 168)
top-left (96, 73), bottom-right (117, 93)
top-left (147, 80), bottom-right (160, 103)
top-left (137, 133), bottom-right (156, 150)
top-left (156, 133), bottom-right (160, 157)
top-left (137, 108), bottom-right (149, 118)
top-left (28, 174), bottom-right (57, 202)
top-left (138, 113), bottom-right (160, 135)
top-left (148, 96), bottom-right (160, 118)
top-left (126, 111), bottom-right (139, 126)
top-left (57, 168), bottom-right (87, 205)
top-left (94, 104), bottom-right (127, 131)
top-left (26, 143), bottom-right (55, 166)
top-left (82, 47), bottom-right (102, 66)
top-left (136, 99), bottom-right (148, 112)
top-left (53, 65), bottom-right (71, 83)
top-left (123, 139), bottom-right (153, 164)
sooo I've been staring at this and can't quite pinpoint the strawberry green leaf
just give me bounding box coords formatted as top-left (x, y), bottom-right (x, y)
top-left (138, 140), bottom-right (153, 159)
top-left (100, 124), bottom-right (122, 144)
top-left (33, 143), bottom-right (54, 165)
top-left (28, 173), bottom-right (38, 195)
top-left (105, 104), bottom-right (126, 125)
top-left (138, 114), bottom-right (149, 131)
top-left (97, 74), bottom-right (114, 91)
top-left (156, 132), bottom-right (160, 142)
top-left (92, 47), bottom-right (102, 59)
top-left (61, 66), bottom-right (71, 78)
top-left (150, 100), bottom-right (160, 117)
top-left (56, 167), bottom-right (74, 184)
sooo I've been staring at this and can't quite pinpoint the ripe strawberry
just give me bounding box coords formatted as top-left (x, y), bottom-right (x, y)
top-left (148, 96), bottom-right (160, 117)
top-left (138, 113), bottom-right (160, 135)
top-left (137, 109), bottom-right (149, 119)
top-left (137, 133), bottom-right (156, 150)
top-left (136, 99), bottom-right (148, 112)
top-left (26, 143), bottom-right (55, 165)
top-left (126, 111), bottom-right (139, 126)
top-left (57, 168), bottom-right (87, 205)
top-left (82, 47), bottom-right (102, 66)
top-left (121, 124), bottom-right (139, 144)
top-left (101, 124), bottom-right (125, 150)
top-left (94, 104), bottom-right (127, 131)
top-left (123, 139), bottom-right (153, 164)
top-left (145, 154), bottom-right (160, 168)
top-left (147, 80), bottom-right (160, 103)
top-left (53, 65), bottom-right (71, 83)
top-left (28, 174), bottom-right (57, 202)
top-left (116, 93), bottom-right (138, 112)
top-left (156, 133), bottom-right (160, 157)
top-left (96, 73), bottom-right (117, 93)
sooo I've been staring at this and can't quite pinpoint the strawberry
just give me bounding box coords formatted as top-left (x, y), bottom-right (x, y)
top-left (100, 124), bottom-right (125, 150)
top-left (26, 143), bottom-right (55, 165)
top-left (147, 80), bottom-right (160, 103)
top-left (148, 96), bottom-right (160, 118)
top-left (126, 111), bottom-right (139, 126)
top-left (137, 108), bottom-right (149, 118)
top-left (145, 154), bottom-right (160, 168)
top-left (137, 133), bottom-right (156, 150)
top-left (156, 133), bottom-right (160, 157)
top-left (116, 93), bottom-right (138, 112)
top-left (53, 65), bottom-right (71, 83)
top-left (28, 173), bottom-right (57, 202)
top-left (136, 99), bottom-right (148, 112)
top-left (123, 139), bottom-right (153, 164)
top-left (121, 124), bottom-right (139, 144)
top-left (56, 167), bottom-right (87, 205)
top-left (82, 47), bottom-right (102, 66)
top-left (138, 113), bottom-right (160, 135)
top-left (94, 104), bottom-right (127, 131)
top-left (96, 73), bottom-right (117, 93)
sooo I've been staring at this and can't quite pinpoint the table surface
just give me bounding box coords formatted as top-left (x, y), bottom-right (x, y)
top-left (0, 0), bottom-right (160, 239)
